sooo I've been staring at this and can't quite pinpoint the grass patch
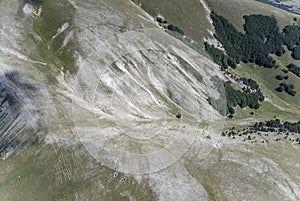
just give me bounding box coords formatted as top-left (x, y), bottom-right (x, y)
top-left (33, 0), bottom-right (76, 73)
top-left (131, 0), bottom-right (212, 45)
top-left (185, 165), bottom-right (225, 201)
top-left (0, 144), bottom-right (158, 200)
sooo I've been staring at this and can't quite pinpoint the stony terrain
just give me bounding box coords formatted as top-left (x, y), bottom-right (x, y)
top-left (256, 0), bottom-right (300, 14)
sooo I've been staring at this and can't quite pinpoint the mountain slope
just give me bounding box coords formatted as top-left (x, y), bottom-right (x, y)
top-left (0, 0), bottom-right (299, 200)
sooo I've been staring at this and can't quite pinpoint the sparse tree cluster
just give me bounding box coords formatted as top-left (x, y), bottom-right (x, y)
top-left (167, 24), bottom-right (184, 35)
top-left (238, 78), bottom-right (265, 101)
top-left (275, 75), bottom-right (289, 80)
top-left (221, 118), bottom-right (300, 145)
top-left (287, 63), bottom-right (300, 77)
top-left (224, 81), bottom-right (260, 110)
top-left (204, 43), bottom-right (230, 70)
top-left (275, 82), bottom-right (296, 96)
top-left (156, 16), bottom-right (185, 35)
top-left (254, 119), bottom-right (300, 134)
top-left (208, 80), bottom-right (262, 117)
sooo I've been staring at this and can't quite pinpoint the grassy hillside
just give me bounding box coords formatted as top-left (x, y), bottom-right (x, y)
top-left (202, 0), bottom-right (300, 122)
top-left (131, 0), bottom-right (212, 44)
top-left (131, 0), bottom-right (300, 123)
top-left (206, 0), bottom-right (300, 32)
top-left (131, 0), bottom-right (299, 46)
top-left (0, 144), bottom-right (158, 201)
top-left (231, 62), bottom-right (300, 121)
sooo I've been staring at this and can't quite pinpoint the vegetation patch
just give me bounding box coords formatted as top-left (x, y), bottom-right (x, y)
top-left (282, 25), bottom-right (300, 60)
top-left (207, 12), bottom-right (284, 69)
top-left (208, 77), bottom-right (263, 117)
top-left (155, 16), bottom-right (185, 35)
top-left (223, 81), bottom-right (261, 110)
top-left (238, 77), bottom-right (265, 101)
top-left (275, 82), bottom-right (297, 96)
top-left (222, 118), bottom-right (300, 145)
top-left (207, 12), bottom-right (300, 102)
top-left (287, 63), bottom-right (300, 77)
top-left (205, 43), bottom-right (235, 70)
